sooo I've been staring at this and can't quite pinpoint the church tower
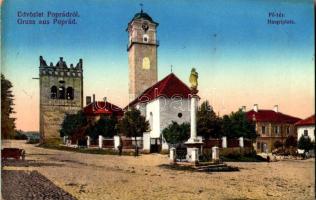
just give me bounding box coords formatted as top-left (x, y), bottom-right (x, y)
top-left (39, 56), bottom-right (83, 142)
top-left (127, 9), bottom-right (159, 101)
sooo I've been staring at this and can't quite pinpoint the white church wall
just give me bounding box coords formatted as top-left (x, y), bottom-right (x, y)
top-left (159, 98), bottom-right (191, 135)
top-left (145, 99), bottom-right (161, 138)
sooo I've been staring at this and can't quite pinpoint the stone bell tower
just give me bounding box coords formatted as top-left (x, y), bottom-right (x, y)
top-left (127, 9), bottom-right (159, 101)
top-left (39, 56), bottom-right (83, 142)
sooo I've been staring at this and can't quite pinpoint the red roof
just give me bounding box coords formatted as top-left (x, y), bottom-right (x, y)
top-left (83, 101), bottom-right (123, 116)
top-left (246, 110), bottom-right (301, 124)
top-left (127, 73), bottom-right (193, 107)
top-left (295, 115), bottom-right (315, 126)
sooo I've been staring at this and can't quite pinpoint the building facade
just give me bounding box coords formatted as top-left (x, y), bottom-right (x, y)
top-left (39, 56), bottom-right (83, 142)
top-left (295, 115), bottom-right (315, 142)
top-left (127, 73), bottom-right (192, 152)
top-left (246, 104), bottom-right (301, 153)
top-left (127, 9), bottom-right (159, 101)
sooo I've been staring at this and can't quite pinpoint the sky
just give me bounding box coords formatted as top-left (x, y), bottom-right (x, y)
top-left (1, 0), bottom-right (314, 131)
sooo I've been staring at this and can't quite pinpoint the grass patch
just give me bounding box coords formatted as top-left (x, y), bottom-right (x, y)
top-left (37, 143), bottom-right (136, 156)
top-left (220, 155), bottom-right (267, 162)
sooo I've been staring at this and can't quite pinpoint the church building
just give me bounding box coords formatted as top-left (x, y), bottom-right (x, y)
top-left (126, 10), bottom-right (193, 152)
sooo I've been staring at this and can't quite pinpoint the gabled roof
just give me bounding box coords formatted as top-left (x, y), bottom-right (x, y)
top-left (127, 73), bottom-right (193, 108)
top-left (83, 101), bottom-right (123, 116)
top-left (246, 110), bottom-right (301, 124)
top-left (295, 114), bottom-right (315, 126)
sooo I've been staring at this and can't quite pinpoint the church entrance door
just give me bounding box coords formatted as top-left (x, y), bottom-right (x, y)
top-left (150, 138), bottom-right (161, 153)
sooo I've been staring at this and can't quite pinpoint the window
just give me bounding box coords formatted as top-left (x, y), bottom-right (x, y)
top-left (286, 127), bottom-right (290, 135)
top-left (274, 126), bottom-right (280, 135)
top-left (178, 113), bottom-right (183, 118)
top-left (149, 112), bottom-right (153, 130)
top-left (262, 126), bottom-right (266, 134)
top-left (143, 34), bottom-right (149, 43)
top-left (50, 86), bottom-right (57, 99)
top-left (304, 130), bottom-right (308, 137)
top-left (257, 142), bottom-right (260, 150)
top-left (142, 57), bottom-right (150, 69)
top-left (66, 87), bottom-right (74, 100)
top-left (58, 86), bottom-right (65, 99)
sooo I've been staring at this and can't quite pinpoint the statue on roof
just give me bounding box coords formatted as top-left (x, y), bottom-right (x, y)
top-left (189, 68), bottom-right (198, 92)
top-left (39, 56), bottom-right (48, 67)
top-left (76, 59), bottom-right (83, 69)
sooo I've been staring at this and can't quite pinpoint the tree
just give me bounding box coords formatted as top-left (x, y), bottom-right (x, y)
top-left (60, 111), bottom-right (88, 137)
top-left (197, 100), bottom-right (222, 139)
top-left (285, 135), bottom-right (297, 148)
top-left (273, 140), bottom-right (283, 149)
top-left (221, 115), bottom-right (232, 137)
top-left (1, 74), bottom-right (16, 139)
top-left (223, 109), bottom-right (257, 140)
top-left (162, 121), bottom-right (190, 146)
top-left (119, 108), bottom-right (149, 156)
top-left (86, 114), bottom-right (118, 139)
top-left (298, 135), bottom-right (313, 153)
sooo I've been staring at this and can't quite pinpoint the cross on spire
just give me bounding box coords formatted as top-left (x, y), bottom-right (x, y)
top-left (140, 3), bottom-right (144, 13)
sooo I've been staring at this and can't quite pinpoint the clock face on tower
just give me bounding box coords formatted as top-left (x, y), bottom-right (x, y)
top-left (142, 57), bottom-right (150, 69)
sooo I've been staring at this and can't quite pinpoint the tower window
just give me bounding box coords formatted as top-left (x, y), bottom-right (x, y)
top-left (143, 35), bottom-right (149, 43)
top-left (58, 86), bottom-right (65, 99)
top-left (142, 57), bottom-right (150, 69)
top-left (50, 86), bottom-right (57, 99)
top-left (66, 87), bottom-right (74, 100)
top-left (178, 113), bottom-right (182, 118)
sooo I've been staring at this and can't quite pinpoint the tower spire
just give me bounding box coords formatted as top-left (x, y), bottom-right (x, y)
top-left (140, 3), bottom-right (144, 13)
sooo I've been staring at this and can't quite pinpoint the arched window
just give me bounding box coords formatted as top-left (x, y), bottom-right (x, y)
top-left (66, 87), bottom-right (74, 100)
top-left (143, 34), bottom-right (149, 43)
top-left (149, 112), bottom-right (153, 130)
top-left (142, 57), bottom-right (150, 69)
top-left (58, 86), bottom-right (65, 99)
top-left (50, 86), bottom-right (57, 99)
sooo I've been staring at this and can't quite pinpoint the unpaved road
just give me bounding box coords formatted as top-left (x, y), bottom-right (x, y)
top-left (1, 140), bottom-right (314, 200)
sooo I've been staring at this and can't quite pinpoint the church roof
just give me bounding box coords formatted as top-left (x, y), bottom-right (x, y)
top-left (295, 114), bottom-right (315, 126)
top-left (129, 10), bottom-right (158, 25)
top-left (84, 101), bottom-right (124, 116)
top-left (246, 109), bottom-right (301, 124)
top-left (127, 73), bottom-right (193, 108)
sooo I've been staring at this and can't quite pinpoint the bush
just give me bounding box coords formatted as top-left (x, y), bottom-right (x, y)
top-left (218, 147), bottom-right (265, 162)
top-left (162, 121), bottom-right (190, 145)
top-left (273, 140), bottom-right (283, 149)
top-left (285, 135), bottom-right (297, 148)
top-left (298, 135), bottom-right (313, 152)
top-left (14, 132), bottom-right (28, 140)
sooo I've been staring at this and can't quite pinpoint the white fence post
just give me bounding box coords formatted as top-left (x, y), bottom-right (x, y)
top-left (170, 147), bottom-right (176, 162)
top-left (222, 136), bottom-right (227, 148)
top-left (87, 136), bottom-right (90, 148)
top-left (212, 146), bottom-right (219, 161)
top-left (143, 132), bottom-right (150, 152)
top-left (239, 137), bottom-right (244, 148)
top-left (98, 135), bottom-right (103, 148)
top-left (114, 136), bottom-right (120, 150)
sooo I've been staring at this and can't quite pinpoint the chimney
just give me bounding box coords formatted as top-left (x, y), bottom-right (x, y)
top-left (241, 106), bottom-right (246, 112)
top-left (86, 96), bottom-right (92, 105)
top-left (93, 94), bottom-right (96, 103)
top-left (253, 104), bottom-right (258, 112)
top-left (274, 105), bottom-right (278, 113)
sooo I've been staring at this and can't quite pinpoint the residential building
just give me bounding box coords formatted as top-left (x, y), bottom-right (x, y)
top-left (246, 104), bottom-right (301, 153)
top-left (295, 114), bottom-right (315, 142)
